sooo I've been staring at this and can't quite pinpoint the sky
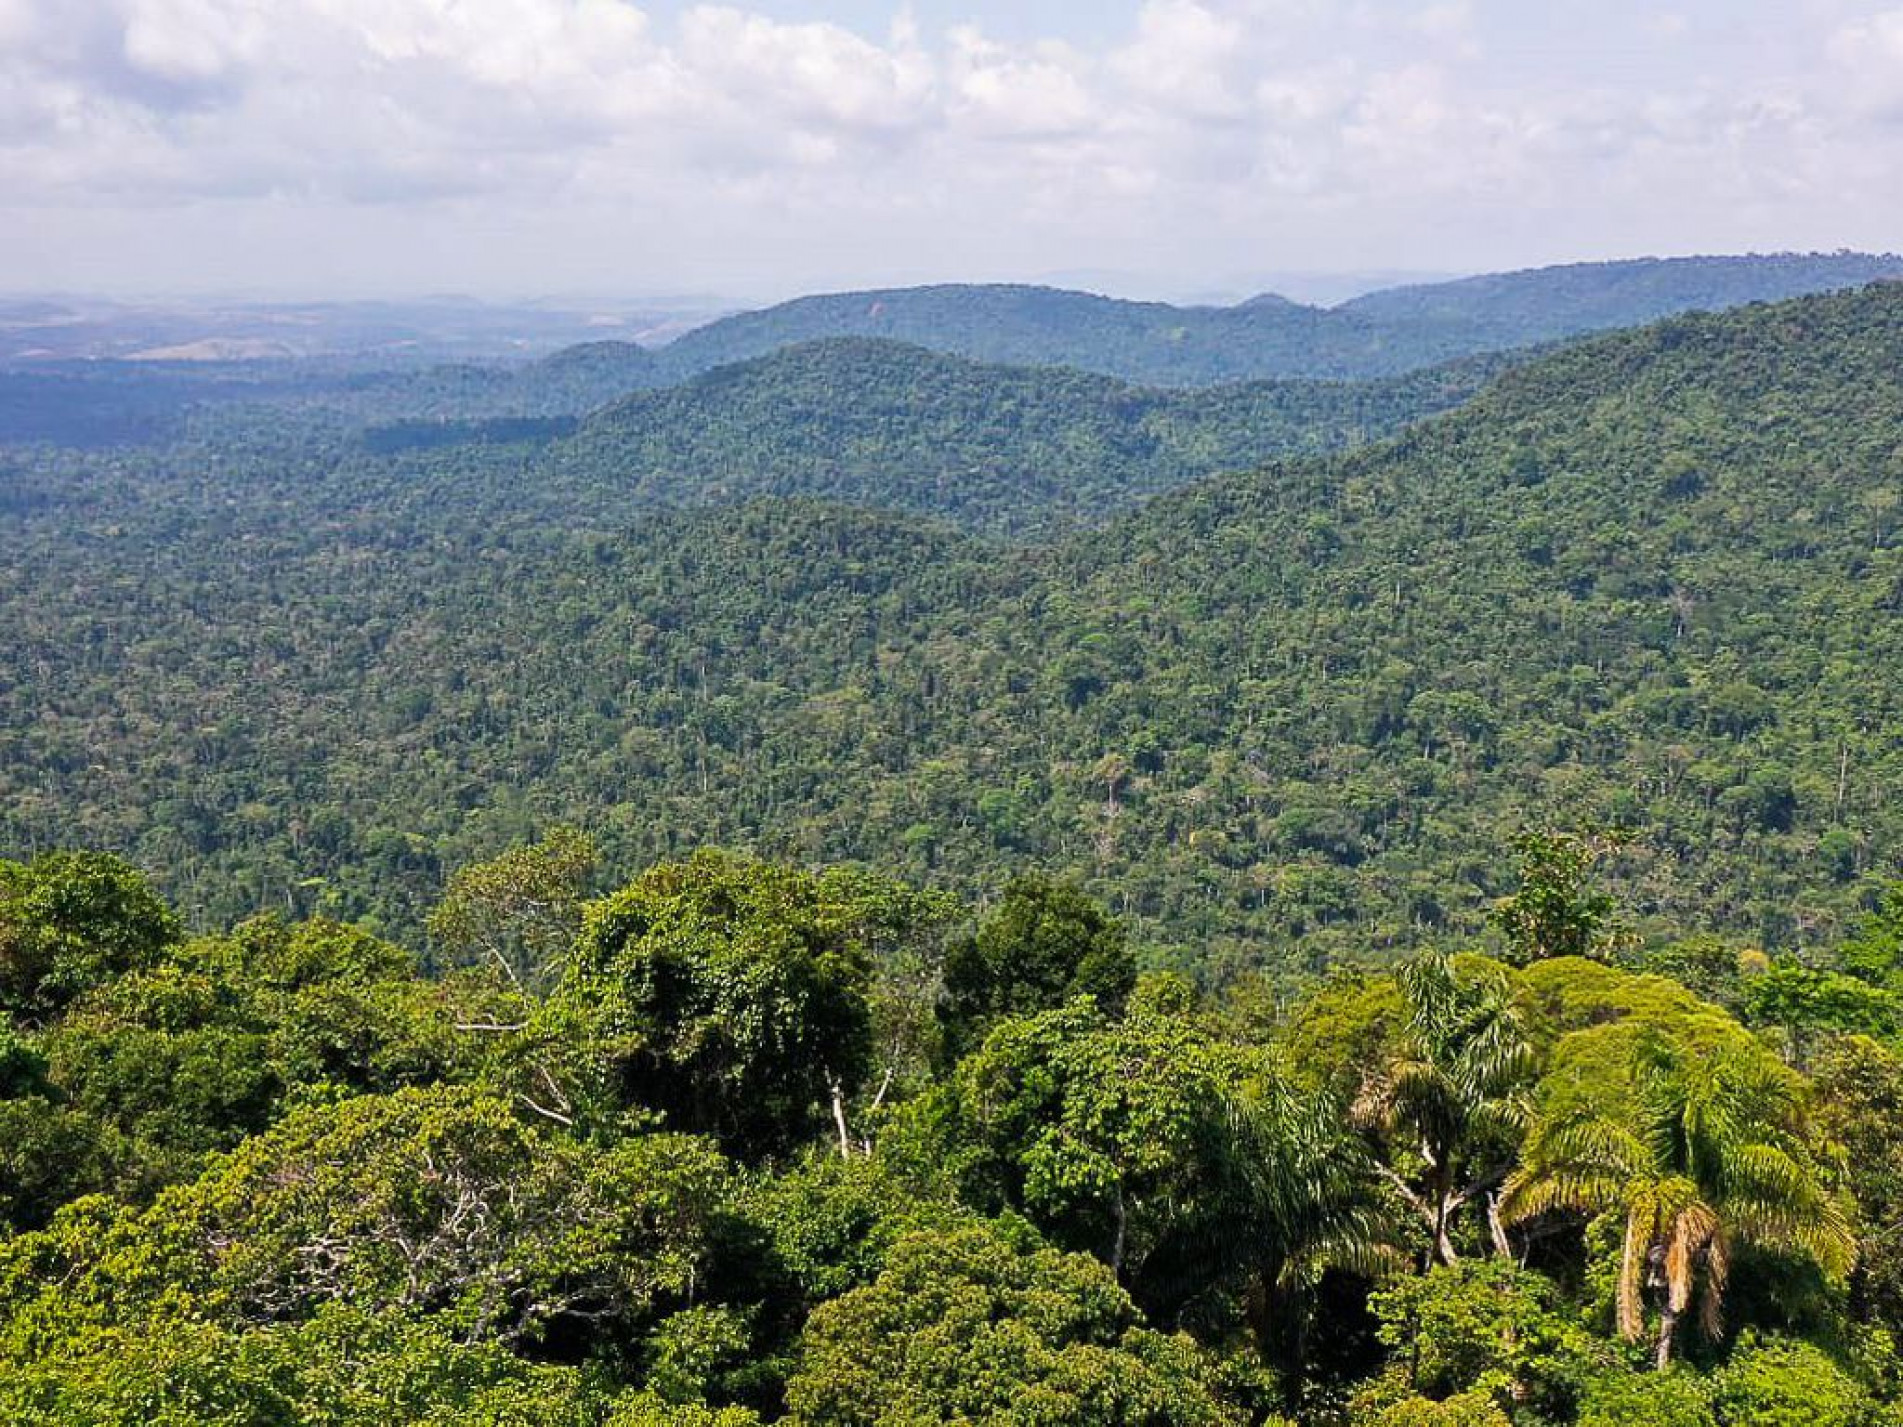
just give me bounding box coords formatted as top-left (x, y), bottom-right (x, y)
top-left (3, 0), bottom-right (1902, 301)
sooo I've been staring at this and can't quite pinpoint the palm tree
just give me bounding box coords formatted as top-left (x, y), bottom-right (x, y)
top-left (1359, 951), bottom-right (1535, 1265)
top-left (1503, 1035), bottom-right (1855, 1369)
top-left (1235, 1071), bottom-right (1392, 1404)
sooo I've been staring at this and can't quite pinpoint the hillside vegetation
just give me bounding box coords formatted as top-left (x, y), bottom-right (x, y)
top-left (548, 338), bottom-right (1503, 535)
top-left (3, 285), bottom-right (1900, 971)
top-left (1338, 251), bottom-right (1903, 340)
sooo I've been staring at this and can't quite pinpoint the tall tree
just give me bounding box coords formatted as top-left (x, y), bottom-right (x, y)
top-left (1503, 1036), bottom-right (1855, 1368)
top-left (0, 853), bottom-right (180, 1026)
top-left (944, 991), bottom-right (1255, 1286)
top-left (784, 1220), bottom-right (1245, 1427)
top-left (542, 851), bottom-right (938, 1159)
top-left (942, 978), bottom-right (1379, 1364)
top-left (427, 826), bottom-right (598, 990)
top-left (1356, 952), bottom-right (1534, 1267)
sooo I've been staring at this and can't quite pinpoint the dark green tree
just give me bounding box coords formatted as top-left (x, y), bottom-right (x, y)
top-left (943, 993), bottom-right (1257, 1286)
top-left (544, 851), bottom-right (929, 1159)
top-left (939, 873), bottom-right (1135, 1059)
top-left (1810, 1036), bottom-right (1903, 1341)
top-left (0, 853), bottom-right (180, 1025)
top-left (1840, 881), bottom-right (1903, 987)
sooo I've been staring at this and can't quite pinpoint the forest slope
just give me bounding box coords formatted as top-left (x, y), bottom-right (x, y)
top-left (1338, 250), bottom-right (1903, 342)
top-left (547, 337), bottom-right (1501, 535)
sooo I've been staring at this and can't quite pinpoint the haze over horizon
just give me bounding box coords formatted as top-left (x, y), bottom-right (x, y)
top-left (6, 0), bottom-right (1903, 301)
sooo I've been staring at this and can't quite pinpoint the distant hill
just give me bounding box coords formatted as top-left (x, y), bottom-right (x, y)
top-left (652, 283), bottom-right (1398, 385)
top-left (548, 337), bottom-right (1503, 535)
top-left (0, 295), bottom-right (716, 364)
top-left (0, 341), bottom-right (662, 448)
top-left (0, 365), bottom-right (279, 447)
top-left (18, 254), bottom-right (1896, 451)
top-left (654, 253), bottom-right (1903, 386)
top-left (1338, 251), bottom-right (1903, 343)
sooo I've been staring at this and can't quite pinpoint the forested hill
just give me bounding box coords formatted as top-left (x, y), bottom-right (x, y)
top-left (10, 255), bottom-right (1894, 451)
top-left (652, 252), bottom-right (1903, 385)
top-left (4, 283), bottom-right (1901, 967)
top-left (1337, 250), bottom-right (1903, 342)
top-left (651, 283), bottom-right (1362, 385)
top-left (1016, 281), bottom-right (1903, 965)
top-left (547, 337), bottom-right (1504, 536)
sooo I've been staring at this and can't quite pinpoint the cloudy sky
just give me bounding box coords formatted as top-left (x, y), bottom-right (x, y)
top-left (3, 0), bottom-right (1901, 299)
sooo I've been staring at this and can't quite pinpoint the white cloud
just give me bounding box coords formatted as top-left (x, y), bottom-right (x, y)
top-left (1410, 2), bottom-right (1473, 39)
top-left (1110, 0), bottom-right (1249, 118)
top-left (1835, 7), bottom-right (1903, 61)
top-left (947, 29), bottom-right (1097, 140)
top-left (0, 0), bottom-right (37, 49)
top-left (122, 0), bottom-right (266, 84)
top-left (679, 8), bottom-right (933, 135)
top-left (1831, 8), bottom-right (1903, 116)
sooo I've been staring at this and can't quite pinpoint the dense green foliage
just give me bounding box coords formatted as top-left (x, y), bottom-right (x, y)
top-left (651, 254), bottom-right (1903, 385)
top-left (554, 338), bottom-right (1499, 535)
top-left (5, 284), bottom-right (1900, 967)
top-left (938, 871), bottom-right (1138, 1056)
top-left (4, 845), bottom-right (1902, 1424)
top-left (13, 255), bottom-right (1903, 1420)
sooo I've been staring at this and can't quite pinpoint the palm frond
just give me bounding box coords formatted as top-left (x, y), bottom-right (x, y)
top-left (1617, 1208), bottom-right (1648, 1343)
top-left (1698, 1231), bottom-right (1731, 1342)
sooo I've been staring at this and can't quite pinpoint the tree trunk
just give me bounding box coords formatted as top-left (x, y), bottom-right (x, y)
top-left (1432, 1191), bottom-right (1460, 1267)
top-left (1487, 1193), bottom-right (1514, 1260)
top-left (1655, 1308), bottom-right (1679, 1371)
top-left (1245, 1260), bottom-right (1307, 1414)
top-left (828, 1078), bottom-right (852, 1160)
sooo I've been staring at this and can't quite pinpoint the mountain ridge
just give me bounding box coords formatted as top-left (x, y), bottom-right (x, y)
top-left (651, 251), bottom-right (1903, 386)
